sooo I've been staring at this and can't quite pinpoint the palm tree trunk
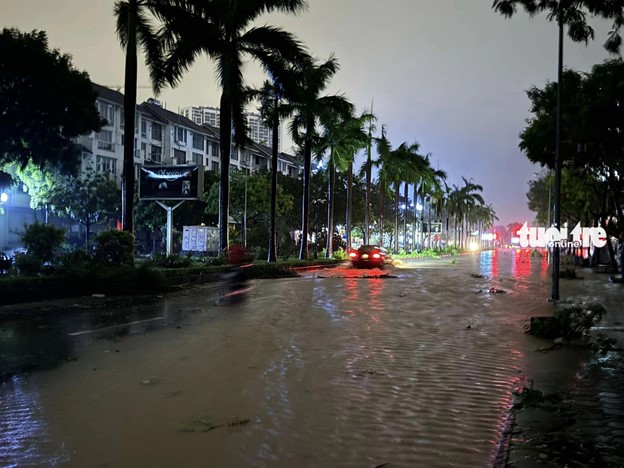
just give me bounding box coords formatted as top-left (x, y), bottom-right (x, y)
top-left (403, 182), bottom-right (409, 251)
top-left (326, 154), bottom-right (335, 258)
top-left (346, 160), bottom-right (353, 251)
top-left (394, 181), bottom-right (400, 254)
top-left (364, 125), bottom-right (372, 245)
top-left (299, 122), bottom-right (313, 260)
top-left (121, 4), bottom-right (137, 235)
top-left (267, 101), bottom-right (279, 262)
top-left (379, 176), bottom-right (385, 246)
top-left (218, 93), bottom-right (232, 256)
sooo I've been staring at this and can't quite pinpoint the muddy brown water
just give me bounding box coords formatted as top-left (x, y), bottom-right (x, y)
top-left (1, 250), bottom-right (623, 467)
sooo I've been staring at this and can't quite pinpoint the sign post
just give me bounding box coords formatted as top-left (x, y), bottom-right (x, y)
top-left (139, 165), bottom-right (204, 256)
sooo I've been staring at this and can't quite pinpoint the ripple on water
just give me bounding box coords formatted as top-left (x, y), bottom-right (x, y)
top-left (1, 252), bottom-right (609, 467)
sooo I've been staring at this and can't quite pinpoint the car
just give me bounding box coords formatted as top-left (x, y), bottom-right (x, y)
top-left (349, 245), bottom-right (388, 269)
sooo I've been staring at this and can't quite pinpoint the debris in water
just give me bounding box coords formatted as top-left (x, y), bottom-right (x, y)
top-left (180, 416), bottom-right (250, 433)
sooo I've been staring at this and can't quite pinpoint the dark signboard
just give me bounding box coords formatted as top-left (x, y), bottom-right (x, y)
top-left (139, 165), bottom-right (203, 200)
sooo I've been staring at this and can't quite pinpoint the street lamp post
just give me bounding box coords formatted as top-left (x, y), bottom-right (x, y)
top-left (551, 18), bottom-right (564, 301)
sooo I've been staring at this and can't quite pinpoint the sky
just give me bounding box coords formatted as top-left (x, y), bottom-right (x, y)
top-left (1, 0), bottom-right (618, 227)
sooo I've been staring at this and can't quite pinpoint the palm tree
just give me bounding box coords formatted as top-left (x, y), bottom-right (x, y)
top-left (150, 0), bottom-right (307, 255)
top-left (448, 178), bottom-right (484, 249)
top-left (492, 0), bottom-right (624, 298)
top-left (372, 125), bottom-right (392, 247)
top-left (288, 54), bottom-right (353, 260)
top-left (471, 203), bottom-right (498, 248)
top-left (317, 110), bottom-right (369, 255)
top-left (248, 55), bottom-right (302, 262)
top-left (114, 0), bottom-right (162, 234)
top-left (361, 103), bottom-right (377, 245)
top-left (414, 159), bottom-right (446, 250)
top-left (381, 142), bottom-right (423, 253)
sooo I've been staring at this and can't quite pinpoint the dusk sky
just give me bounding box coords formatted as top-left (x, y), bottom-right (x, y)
top-left (2, 0), bottom-right (617, 227)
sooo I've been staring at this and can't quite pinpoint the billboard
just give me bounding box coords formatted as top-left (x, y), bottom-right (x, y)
top-left (139, 165), bottom-right (203, 200)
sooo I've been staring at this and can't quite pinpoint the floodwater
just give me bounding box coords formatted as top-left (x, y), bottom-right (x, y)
top-left (1, 249), bottom-right (622, 467)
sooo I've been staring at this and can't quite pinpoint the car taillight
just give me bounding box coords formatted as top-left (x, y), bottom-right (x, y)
top-left (349, 252), bottom-right (357, 258)
top-left (372, 253), bottom-right (381, 259)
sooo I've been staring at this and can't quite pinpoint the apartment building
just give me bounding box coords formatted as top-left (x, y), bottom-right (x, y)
top-left (80, 85), bottom-right (299, 182)
top-left (181, 105), bottom-right (282, 151)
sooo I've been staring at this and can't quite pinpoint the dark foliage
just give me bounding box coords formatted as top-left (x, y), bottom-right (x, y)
top-left (0, 28), bottom-right (103, 179)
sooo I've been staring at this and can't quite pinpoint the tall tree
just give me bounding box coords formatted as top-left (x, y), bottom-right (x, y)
top-left (492, 0), bottom-right (624, 298)
top-left (362, 103), bottom-right (377, 245)
top-left (114, 0), bottom-right (163, 234)
top-left (373, 125), bottom-right (393, 247)
top-left (381, 142), bottom-right (423, 253)
top-left (49, 170), bottom-right (120, 249)
top-left (288, 54), bottom-right (353, 259)
top-left (150, 0), bottom-right (307, 256)
top-left (0, 28), bottom-right (103, 180)
top-left (316, 109), bottom-right (368, 255)
top-left (248, 54), bottom-right (303, 262)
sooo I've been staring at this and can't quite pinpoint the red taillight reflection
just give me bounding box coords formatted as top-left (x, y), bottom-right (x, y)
top-left (372, 253), bottom-right (381, 259)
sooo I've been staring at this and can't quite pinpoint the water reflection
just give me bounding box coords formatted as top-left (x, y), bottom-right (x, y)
top-left (479, 249), bottom-right (499, 278)
top-left (0, 377), bottom-right (68, 466)
top-left (512, 248), bottom-right (532, 279)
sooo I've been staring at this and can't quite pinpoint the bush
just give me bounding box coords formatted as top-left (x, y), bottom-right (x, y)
top-left (144, 253), bottom-right (194, 268)
top-left (59, 249), bottom-right (92, 269)
top-left (333, 248), bottom-right (348, 260)
top-left (94, 230), bottom-right (135, 266)
top-left (15, 253), bottom-right (42, 276)
top-left (21, 222), bottom-right (66, 265)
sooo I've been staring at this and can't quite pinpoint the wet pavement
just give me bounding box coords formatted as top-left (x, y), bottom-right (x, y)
top-left (0, 250), bottom-right (623, 467)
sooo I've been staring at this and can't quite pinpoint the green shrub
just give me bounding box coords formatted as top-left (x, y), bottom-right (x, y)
top-left (21, 222), bottom-right (66, 265)
top-left (59, 249), bottom-right (92, 269)
top-left (144, 253), bottom-right (193, 268)
top-left (333, 248), bottom-right (348, 260)
top-left (15, 253), bottom-right (42, 276)
top-left (252, 245), bottom-right (268, 261)
top-left (94, 230), bottom-right (135, 266)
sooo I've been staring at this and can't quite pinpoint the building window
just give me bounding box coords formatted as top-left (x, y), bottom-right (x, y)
top-left (149, 145), bottom-right (162, 162)
top-left (175, 126), bottom-right (187, 144)
top-left (174, 148), bottom-right (186, 162)
top-left (211, 161), bottom-right (219, 171)
top-left (230, 148), bottom-right (238, 161)
top-left (152, 123), bottom-right (162, 141)
top-left (192, 152), bottom-right (203, 165)
top-left (96, 155), bottom-right (116, 175)
top-left (141, 120), bottom-right (147, 138)
top-left (138, 142), bottom-right (147, 159)
top-left (211, 142), bottom-right (219, 157)
top-left (192, 133), bottom-right (204, 151)
top-left (230, 163), bottom-right (237, 172)
top-left (98, 102), bottom-right (114, 126)
top-left (97, 130), bottom-right (114, 151)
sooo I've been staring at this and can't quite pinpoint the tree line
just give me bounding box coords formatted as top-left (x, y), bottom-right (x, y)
top-left (1, 1), bottom-right (500, 260)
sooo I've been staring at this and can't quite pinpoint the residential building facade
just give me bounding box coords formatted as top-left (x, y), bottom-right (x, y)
top-left (181, 106), bottom-right (282, 151)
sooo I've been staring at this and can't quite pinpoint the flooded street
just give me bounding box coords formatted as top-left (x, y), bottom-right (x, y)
top-left (1, 250), bottom-right (623, 467)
